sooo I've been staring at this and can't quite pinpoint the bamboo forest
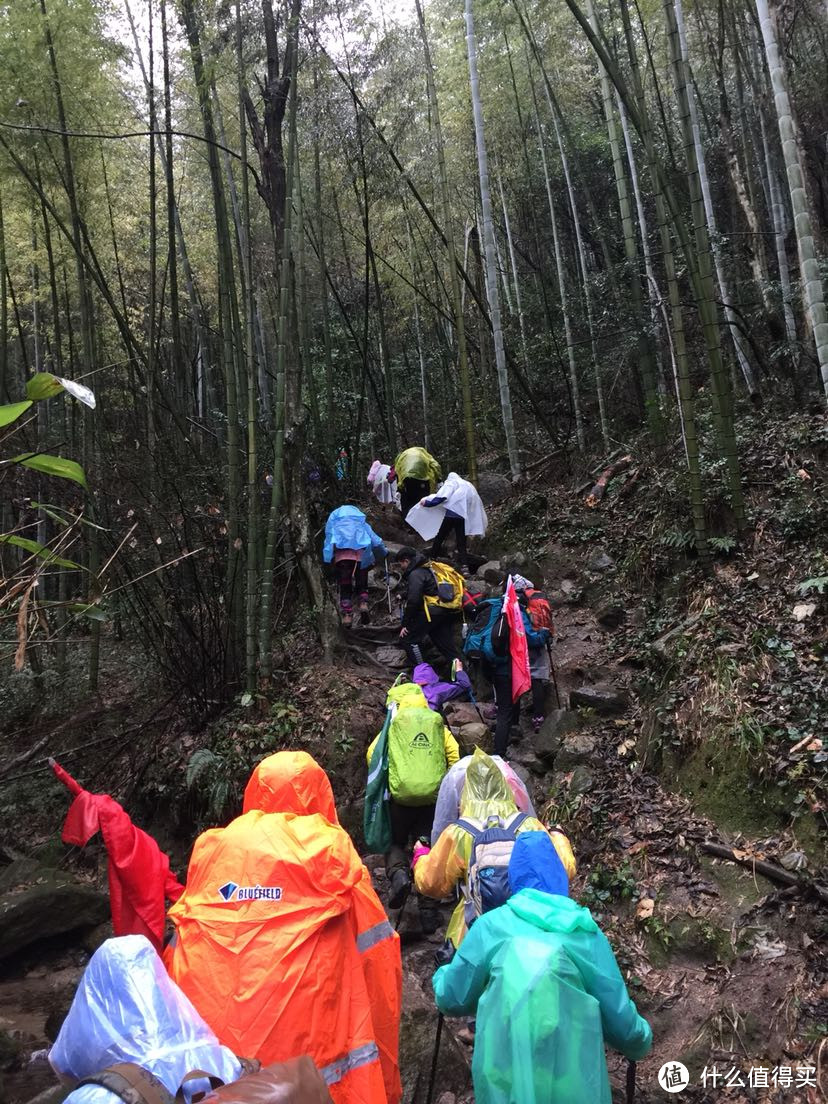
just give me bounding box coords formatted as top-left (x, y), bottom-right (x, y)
top-left (0, 0), bottom-right (827, 1098)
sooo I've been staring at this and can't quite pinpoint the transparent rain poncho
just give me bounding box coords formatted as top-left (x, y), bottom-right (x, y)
top-left (51, 935), bottom-right (241, 1104)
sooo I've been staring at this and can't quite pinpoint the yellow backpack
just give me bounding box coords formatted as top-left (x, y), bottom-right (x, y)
top-left (423, 560), bottom-right (464, 620)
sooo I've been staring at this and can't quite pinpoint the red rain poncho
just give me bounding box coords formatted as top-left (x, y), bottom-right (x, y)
top-left (504, 576), bottom-right (531, 701)
top-left (51, 759), bottom-right (183, 951)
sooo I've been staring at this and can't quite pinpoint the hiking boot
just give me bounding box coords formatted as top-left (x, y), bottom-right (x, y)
top-left (532, 715), bottom-right (544, 733)
top-left (341, 611), bottom-right (353, 628)
top-left (388, 868), bottom-right (410, 910)
top-left (482, 703), bottom-right (497, 721)
top-left (460, 564), bottom-right (471, 578)
top-left (358, 599), bottom-right (370, 625)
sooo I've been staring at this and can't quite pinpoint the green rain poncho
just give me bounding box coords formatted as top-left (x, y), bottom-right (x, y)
top-left (392, 447), bottom-right (442, 491)
top-left (432, 830), bottom-right (652, 1104)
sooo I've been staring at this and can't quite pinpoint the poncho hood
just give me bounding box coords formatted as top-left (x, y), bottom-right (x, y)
top-left (243, 751), bottom-right (338, 823)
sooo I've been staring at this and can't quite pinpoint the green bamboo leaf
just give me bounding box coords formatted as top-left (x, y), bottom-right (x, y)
top-left (31, 503), bottom-right (108, 531)
top-left (0, 400), bottom-right (34, 428)
top-left (26, 373), bottom-right (64, 400)
top-left (12, 453), bottom-right (88, 488)
top-left (0, 534), bottom-right (83, 569)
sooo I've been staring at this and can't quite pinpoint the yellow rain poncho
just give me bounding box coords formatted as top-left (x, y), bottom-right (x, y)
top-left (414, 748), bottom-right (576, 946)
top-left (392, 447), bottom-right (442, 492)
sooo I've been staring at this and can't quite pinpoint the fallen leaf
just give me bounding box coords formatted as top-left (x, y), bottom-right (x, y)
top-left (792, 602), bottom-right (817, 622)
top-left (636, 897), bottom-right (655, 920)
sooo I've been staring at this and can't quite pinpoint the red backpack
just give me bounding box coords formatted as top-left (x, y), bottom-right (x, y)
top-left (523, 588), bottom-right (554, 633)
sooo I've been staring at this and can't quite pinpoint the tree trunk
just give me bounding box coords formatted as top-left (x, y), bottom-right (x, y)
top-left (464, 0), bottom-right (520, 477)
top-left (755, 0), bottom-right (828, 399)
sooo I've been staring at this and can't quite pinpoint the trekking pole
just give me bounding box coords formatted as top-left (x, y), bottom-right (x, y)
top-left (626, 1060), bottom-right (636, 1104)
top-left (546, 642), bottom-right (561, 709)
top-left (425, 1013), bottom-right (444, 1104)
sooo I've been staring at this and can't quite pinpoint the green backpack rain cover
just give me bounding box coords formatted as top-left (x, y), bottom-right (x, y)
top-left (386, 685), bottom-right (447, 806)
top-left (363, 709), bottom-right (392, 852)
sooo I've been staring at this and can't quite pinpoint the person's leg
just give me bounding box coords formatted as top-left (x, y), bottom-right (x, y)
top-left (531, 678), bottom-right (546, 728)
top-left (412, 804), bottom-right (440, 934)
top-left (429, 515), bottom-right (453, 559)
top-left (336, 560), bottom-right (356, 625)
top-left (355, 566), bottom-right (370, 619)
top-left (386, 801), bottom-right (414, 908)
top-left (427, 613), bottom-right (460, 664)
top-left (403, 611), bottom-right (430, 665)
top-left (453, 518), bottom-right (468, 568)
top-left (492, 664), bottom-right (514, 757)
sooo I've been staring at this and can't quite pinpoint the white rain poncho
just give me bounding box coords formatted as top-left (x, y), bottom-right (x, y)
top-left (367, 461), bottom-right (397, 506)
top-left (405, 472), bottom-right (488, 541)
top-left (51, 935), bottom-right (241, 1104)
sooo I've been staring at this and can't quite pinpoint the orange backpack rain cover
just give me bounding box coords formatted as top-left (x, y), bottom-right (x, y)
top-left (167, 809), bottom-right (387, 1104)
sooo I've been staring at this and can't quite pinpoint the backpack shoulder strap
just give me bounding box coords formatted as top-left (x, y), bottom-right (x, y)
top-left (455, 818), bottom-right (481, 840)
top-left (77, 1064), bottom-right (176, 1104)
top-left (507, 811), bottom-right (531, 835)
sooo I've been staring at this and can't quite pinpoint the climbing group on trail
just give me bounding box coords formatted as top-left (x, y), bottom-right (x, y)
top-left (44, 446), bottom-right (652, 1103)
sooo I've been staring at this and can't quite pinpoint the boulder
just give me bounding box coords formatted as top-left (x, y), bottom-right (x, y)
top-left (444, 701), bottom-right (484, 728)
top-left (555, 731), bottom-right (599, 770)
top-left (570, 684), bottom-right (629, 715)
top-left (458, 723), bottom-right (492, 753)
top-left (399, 967), bottom-right (469, 1103)
top-left (596, 602), bottom-right (626, 628)
top-left (501, 551), bottom-right (543, 586)
top-left (533, 709), bottom-right (579, 763)
top-left (588, 550), bottom-right (615, 572)
top-left (0, 864), bottom-right (108, 961)
top-left (375, 645), bottom-right (408, 668)
top-left (476, 471), bottom-right (511, 506)
top-left (550, 579), bottom-right (583, 607)
top-left (478, 561), bottom-right (505, 586)
top-left (568, 765), bottom-right (595, 795)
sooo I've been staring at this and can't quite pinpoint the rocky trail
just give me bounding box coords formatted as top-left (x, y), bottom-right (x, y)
top-left (1, 474), bottom-right (827, 1104)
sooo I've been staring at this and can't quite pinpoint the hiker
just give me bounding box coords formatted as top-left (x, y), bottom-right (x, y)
top-left (52, 935), bottom-right (243, 1104)
top-left (512, 574), bottom-right (555, 733)
top-left (432, 830), bottom-right (653, 1104)
top-left (323, 505), bottom-right (387, 628)
top-left (367, 681), bottom-right (459, 934)
top-left (405, 471), bottom-right (488, 575)
top-left (393, 547), bottom-right (462, 666)
top-left (166, 751), bottom-right (402, 1104)
top-left (463, 584), bottom-right (550, 756)
top-left (367, 459), bottom-right (397, 506)
top-left (430, 752), bottom-right (535, 843)
top-left (386, 446), bottom-right (441, 522)
top-left (413, 748), bottom-right (575, 949)
top-left (412, 660), bottom-right (472, 713)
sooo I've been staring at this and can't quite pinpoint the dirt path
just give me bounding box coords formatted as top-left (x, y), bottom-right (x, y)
top-left (348, 551), bottom-right (827, 1103)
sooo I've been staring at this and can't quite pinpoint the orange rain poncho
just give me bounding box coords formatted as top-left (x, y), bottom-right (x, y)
top-left (167, 752), bottom-right (401, 1104)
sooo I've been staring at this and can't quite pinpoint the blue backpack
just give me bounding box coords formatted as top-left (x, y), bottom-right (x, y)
top-left (456, 812), bottom-right (530, 919)
top-left (463, 597), bottom-right (510, 663)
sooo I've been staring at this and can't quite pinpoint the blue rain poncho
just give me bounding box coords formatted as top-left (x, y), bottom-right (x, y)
top-left (50, 935), bottom-right (241, 1104)
top-left (432, 832), bottom-right (652, 1104)
top-left (322, 506), bottom-right (387, 568)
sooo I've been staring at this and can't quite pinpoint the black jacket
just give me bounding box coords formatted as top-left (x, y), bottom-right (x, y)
top-left (400, 552), bottom-right (437, 628)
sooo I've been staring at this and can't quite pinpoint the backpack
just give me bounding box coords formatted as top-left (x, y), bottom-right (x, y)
top-left (523, 588), bottom-right (553, 633)
top-left (386, 699), bottom-right (448, 805)
top-left (423, 560), bottom-right (464, 620)
top-left (455, 811), bottom-right (530, 919)
top-left (463, 598), bottom-right (510, 663)
top-left (461, 583), bottom-right (485, 619)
